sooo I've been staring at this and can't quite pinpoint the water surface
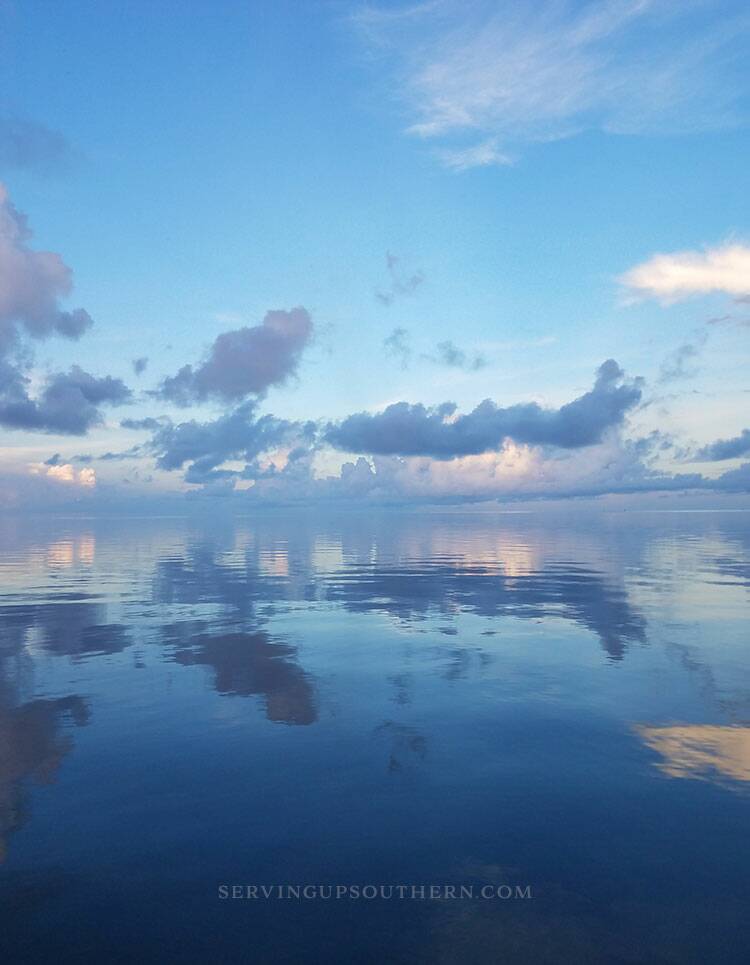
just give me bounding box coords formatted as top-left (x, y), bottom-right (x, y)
top-left (1, 510), bottom-right (749, 963)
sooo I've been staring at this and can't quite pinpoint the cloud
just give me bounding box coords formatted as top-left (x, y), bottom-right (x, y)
top-left (383, 327), bottom-right (412, 368)
top-left (0, 183), bottom-right (128, 434)
top-left (30, 461), bottom-right (96, 488)
top-left (355, 0), bottom-right (750, 169)
top-left (424, 339), bottom-right (487, 371)
top-left (326, 359), bottom-right (642, 458)
top-left (0, 364), bottom-right (131, 434)
top-left (658, 332), bottom-right (707, 383)
top-left (697, 428), bottom-right (750, 461)
top-left (0, 116), bottom-right (71, 174)
top-left (132, 356), bottom-right (148, 376)
top-left (158, 307), bottom-right (313, 405)
top-left (120, 416), bottom-right (165, 431)
top-left (0, 182), bottom-right (92, 349)
top-left (375, 252), bottom-right (424, 306)
top-left (438, 138), bottom-right (512, 172)
top-left (620, 243), bottom-right (750, 303)
top-left (145, 400), bottom-right (315, 484)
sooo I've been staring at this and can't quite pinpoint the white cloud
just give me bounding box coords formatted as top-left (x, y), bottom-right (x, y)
top-left (438, 138), bottom-right (512, 172)
top-left (620, 243), bottom-right (750, 303)
top-left (354, 0), bottom-right (750, 169)
top-left (30, 462), bottom-right (97, 487)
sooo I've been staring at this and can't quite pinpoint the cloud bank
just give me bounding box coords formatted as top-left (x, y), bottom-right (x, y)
top-left (159, 308), bottom-right (313, 405)
top-left (326, 360), bottom-right (642, 458)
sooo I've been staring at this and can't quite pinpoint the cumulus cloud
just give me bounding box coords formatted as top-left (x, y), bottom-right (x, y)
top-left (0, 364), bottom-right (131, 434)
top-left (375, 253), bottom-right (424, 306)
top-left (0, 182), bottom-right (92, 348)
top-left (0, 183), bottom-right (130, 434)
top-left (327, 359), bottom-right (642, 458)
top-left (158, 308), bottom-right (313, 405)
top-left (697, 429), bottom-right (750, 461)
top-left (620, 243), bottom-right (750, 303)
top-left (30, 461), bottom-right (96, 488)
top-left (145, 400), bottom-right (315, 484)
top-left (355, 0), bottom-right (750, 169)
top-left (0, 116), bottom-right (71, 174)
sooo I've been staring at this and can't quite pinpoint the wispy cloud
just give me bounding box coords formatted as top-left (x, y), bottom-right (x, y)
top-left (621, 243), bottom-right (750, 303)
top-left (0, 115), bottom-right (71, 174)
top-left (354, 0), bottom-right (750, 169)
top-left (375, 252), bottom-right (424, 305)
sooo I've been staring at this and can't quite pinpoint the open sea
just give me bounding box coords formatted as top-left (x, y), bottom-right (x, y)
top-left (1, 509), bottom-right (749, 963)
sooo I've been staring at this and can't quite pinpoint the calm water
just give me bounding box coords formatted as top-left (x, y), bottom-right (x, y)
top-left (1, 510), bottom-right (749, 964)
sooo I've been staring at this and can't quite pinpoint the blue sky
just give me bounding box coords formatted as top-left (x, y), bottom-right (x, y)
top-left (1, 0), bottom-right (749, 508)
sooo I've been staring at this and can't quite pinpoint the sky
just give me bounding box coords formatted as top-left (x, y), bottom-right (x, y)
top-left (0, 0), bottom-right (749, 510)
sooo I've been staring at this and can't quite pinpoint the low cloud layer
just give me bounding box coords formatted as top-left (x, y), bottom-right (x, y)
top-left (327, 360), bottom-right (642, 458)
top-left (621, 243), bottom-right (750, 303)
top-left (159, 308), bottom-right (313, 405)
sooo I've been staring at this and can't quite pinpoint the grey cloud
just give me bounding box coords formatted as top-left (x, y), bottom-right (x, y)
top-left (0, 116), bottom-right (71, 174)
top-left (327, 360), bottom-right (642, 458)
top-left (697, 429), bottom-right (750, 461)
top-left (0, 364), bottom-right (131, 435)
top-left (132, 356), bottom-right (148, 376)
top-left (0, 184), bottom-right (126, 435)
top-left (375, 253), bottom-right (424, 306)
top-left (146, 401), bottom-right (315, 484)
top-left (121, 416), bottom-right (165, 431)
top-left (0, 183), bottom-right (92, 348)
top-left (158, 308), bottom-right (313, 406)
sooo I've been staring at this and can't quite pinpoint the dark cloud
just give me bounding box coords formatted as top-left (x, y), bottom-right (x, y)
top-left (698, 429), bottom-right (750, 461)
top-left (375, 252), bottom-right (424, 306)
top-left (423, 339), bottom-right (487, 371)
top-left (326, 360), bottom-right (642, 458)
top-left (0, 365), bottom-right (131, 435)
top-left (146, 400), bottom-right (314, 484)
top-left (0, 116), bottom-right (70, 174)
top-left (132, 356), bottom-right (148, 376)
top-left (158, 308), bottom-right (313, 405)
top-left (120, 416), bottom-right (164, 431)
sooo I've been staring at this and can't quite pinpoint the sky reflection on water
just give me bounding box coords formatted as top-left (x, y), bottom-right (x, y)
top-left (0, 510), bottom-right (749, 963)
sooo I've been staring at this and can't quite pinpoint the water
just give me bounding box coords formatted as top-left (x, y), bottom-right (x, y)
top-left (1, 510), bottom-right (748, 964)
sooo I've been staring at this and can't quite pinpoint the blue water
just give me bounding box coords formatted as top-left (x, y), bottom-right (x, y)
top-left (1, 510), bottom-right (749, 963)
